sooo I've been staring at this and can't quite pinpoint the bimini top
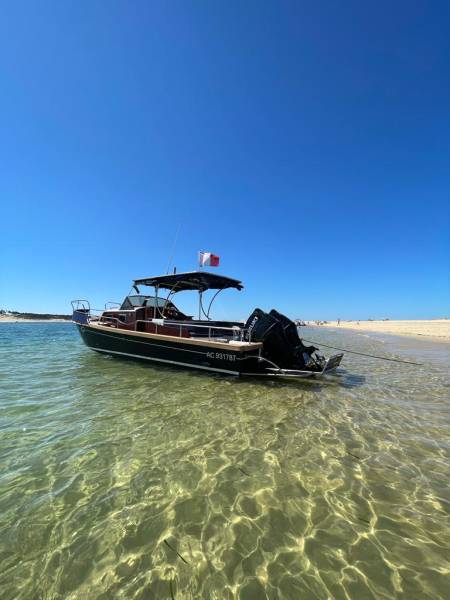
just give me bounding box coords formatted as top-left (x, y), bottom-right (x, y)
top-left (133, 271), bottom-right (243, 292)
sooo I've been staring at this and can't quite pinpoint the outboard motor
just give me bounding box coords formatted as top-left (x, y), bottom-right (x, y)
top-left (269, 309), bottom-right (320, 366)
top-left (245, 308), bottom-right (295, 366)
top-left (269, 309), bottom-right (303, 346)
top-left (245, 308), bottom-right (322, 370)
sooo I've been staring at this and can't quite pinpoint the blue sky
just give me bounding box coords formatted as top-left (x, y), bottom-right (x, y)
top-left (0, 1), bottom-right (449, 320)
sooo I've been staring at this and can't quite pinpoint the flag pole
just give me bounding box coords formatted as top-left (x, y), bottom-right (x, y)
top-left (198, 251), bottom-right (201, 319)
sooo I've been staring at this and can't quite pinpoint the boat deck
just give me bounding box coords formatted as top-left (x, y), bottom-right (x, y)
top-left (87, 321), bottom-right (263, 352)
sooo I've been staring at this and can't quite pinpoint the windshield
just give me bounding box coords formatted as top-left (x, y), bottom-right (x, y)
top-left (120, 295), bottom-right (168, 309)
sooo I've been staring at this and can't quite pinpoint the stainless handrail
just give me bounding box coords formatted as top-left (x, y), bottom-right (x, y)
top-left (166, 320), bottom-right (246, 340)
top-left (133, 319), bottom-right (246, 341)
top-left (71, 299), bottom-right (90, 312)
top-left (164, 321), bottom-right (242, 332)
top-left (95, 313), bottom-right (249, 342)
top-left (105, 301), bottom-right (121, 310)
top-left (98, 315), bottom-right (123, 326)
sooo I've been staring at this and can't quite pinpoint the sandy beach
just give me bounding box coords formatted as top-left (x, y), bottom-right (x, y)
top-left (0, 316), bottom-right (70, 323)
top-left (318, 319), bottom-right (450, 341)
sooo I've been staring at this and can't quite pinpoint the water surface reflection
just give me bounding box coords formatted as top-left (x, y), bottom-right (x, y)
top-left (0, 324), bottom-right (449, 599)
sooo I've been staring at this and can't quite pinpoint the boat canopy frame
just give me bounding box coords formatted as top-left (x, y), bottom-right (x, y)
top-left (132, 271), bottom-right (243, 321)
top-left (133, 271), bottom-right (243, 292)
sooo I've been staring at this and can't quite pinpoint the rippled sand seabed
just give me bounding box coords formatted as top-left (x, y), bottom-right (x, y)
top-left (0, 324), bottom-right (449, 599)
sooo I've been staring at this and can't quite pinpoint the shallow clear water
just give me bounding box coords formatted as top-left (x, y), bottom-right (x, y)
top-left (0, 323), bottom-right (449, 599)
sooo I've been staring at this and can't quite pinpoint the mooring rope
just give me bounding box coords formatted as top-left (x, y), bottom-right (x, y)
top-left (301, 339), bottom-right (423, 366)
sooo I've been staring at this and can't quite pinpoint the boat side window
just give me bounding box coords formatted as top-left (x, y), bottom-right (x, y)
top-left (119, 294), bottom-right (189, 318)
top-left (120, 295), bottom-right (156, 309)
top-left (142, 297), bottom-right (167, 308)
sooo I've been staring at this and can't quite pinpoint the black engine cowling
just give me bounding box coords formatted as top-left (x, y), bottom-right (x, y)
top-left (244, 308), bottom-right (320, 369)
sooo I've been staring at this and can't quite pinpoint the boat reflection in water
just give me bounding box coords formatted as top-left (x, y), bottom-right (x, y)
top-left (72, 271), bottom-right (343, 380)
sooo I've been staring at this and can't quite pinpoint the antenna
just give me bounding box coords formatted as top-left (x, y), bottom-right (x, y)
top-left (166, 224), bottom-right (181, 274)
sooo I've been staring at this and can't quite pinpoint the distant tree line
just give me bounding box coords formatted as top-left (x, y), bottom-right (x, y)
top-left (0, 309), bottom-right (71, 320)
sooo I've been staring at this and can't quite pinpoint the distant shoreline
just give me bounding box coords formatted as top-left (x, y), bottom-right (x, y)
top-left (2, 316), bottom-right (450, 342)
top-left (313, 319), bottom-right (450, 343)
top-left (0, 318), bottom-right (71, 323)
top-left (0, 312), bottom-right (71, 323)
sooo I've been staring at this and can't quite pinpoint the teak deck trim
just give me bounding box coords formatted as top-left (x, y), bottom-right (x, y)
top-left (85, 322), bottom-right (262, 352)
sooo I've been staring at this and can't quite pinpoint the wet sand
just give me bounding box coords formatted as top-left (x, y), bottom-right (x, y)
top-left (319, 319), bottom-right (450, 342)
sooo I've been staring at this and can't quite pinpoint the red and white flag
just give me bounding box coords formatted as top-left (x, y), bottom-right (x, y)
top-left (199, 251), bottom-right (220, 267)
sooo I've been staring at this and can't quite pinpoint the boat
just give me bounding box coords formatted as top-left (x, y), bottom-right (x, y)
top-left (71, 271), bottom-right (343, 379)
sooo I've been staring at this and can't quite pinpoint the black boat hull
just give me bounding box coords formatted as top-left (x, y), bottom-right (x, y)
top-left (76, 323), bottom-right (265, 376)
top-left (75, 323), bottom-right (343, 379)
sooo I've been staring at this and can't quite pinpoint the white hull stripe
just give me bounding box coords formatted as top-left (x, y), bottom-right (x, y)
top-left (91, 347), bottom-right (240, 375)
top-left (240, 371), bottom-right (316, 379)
